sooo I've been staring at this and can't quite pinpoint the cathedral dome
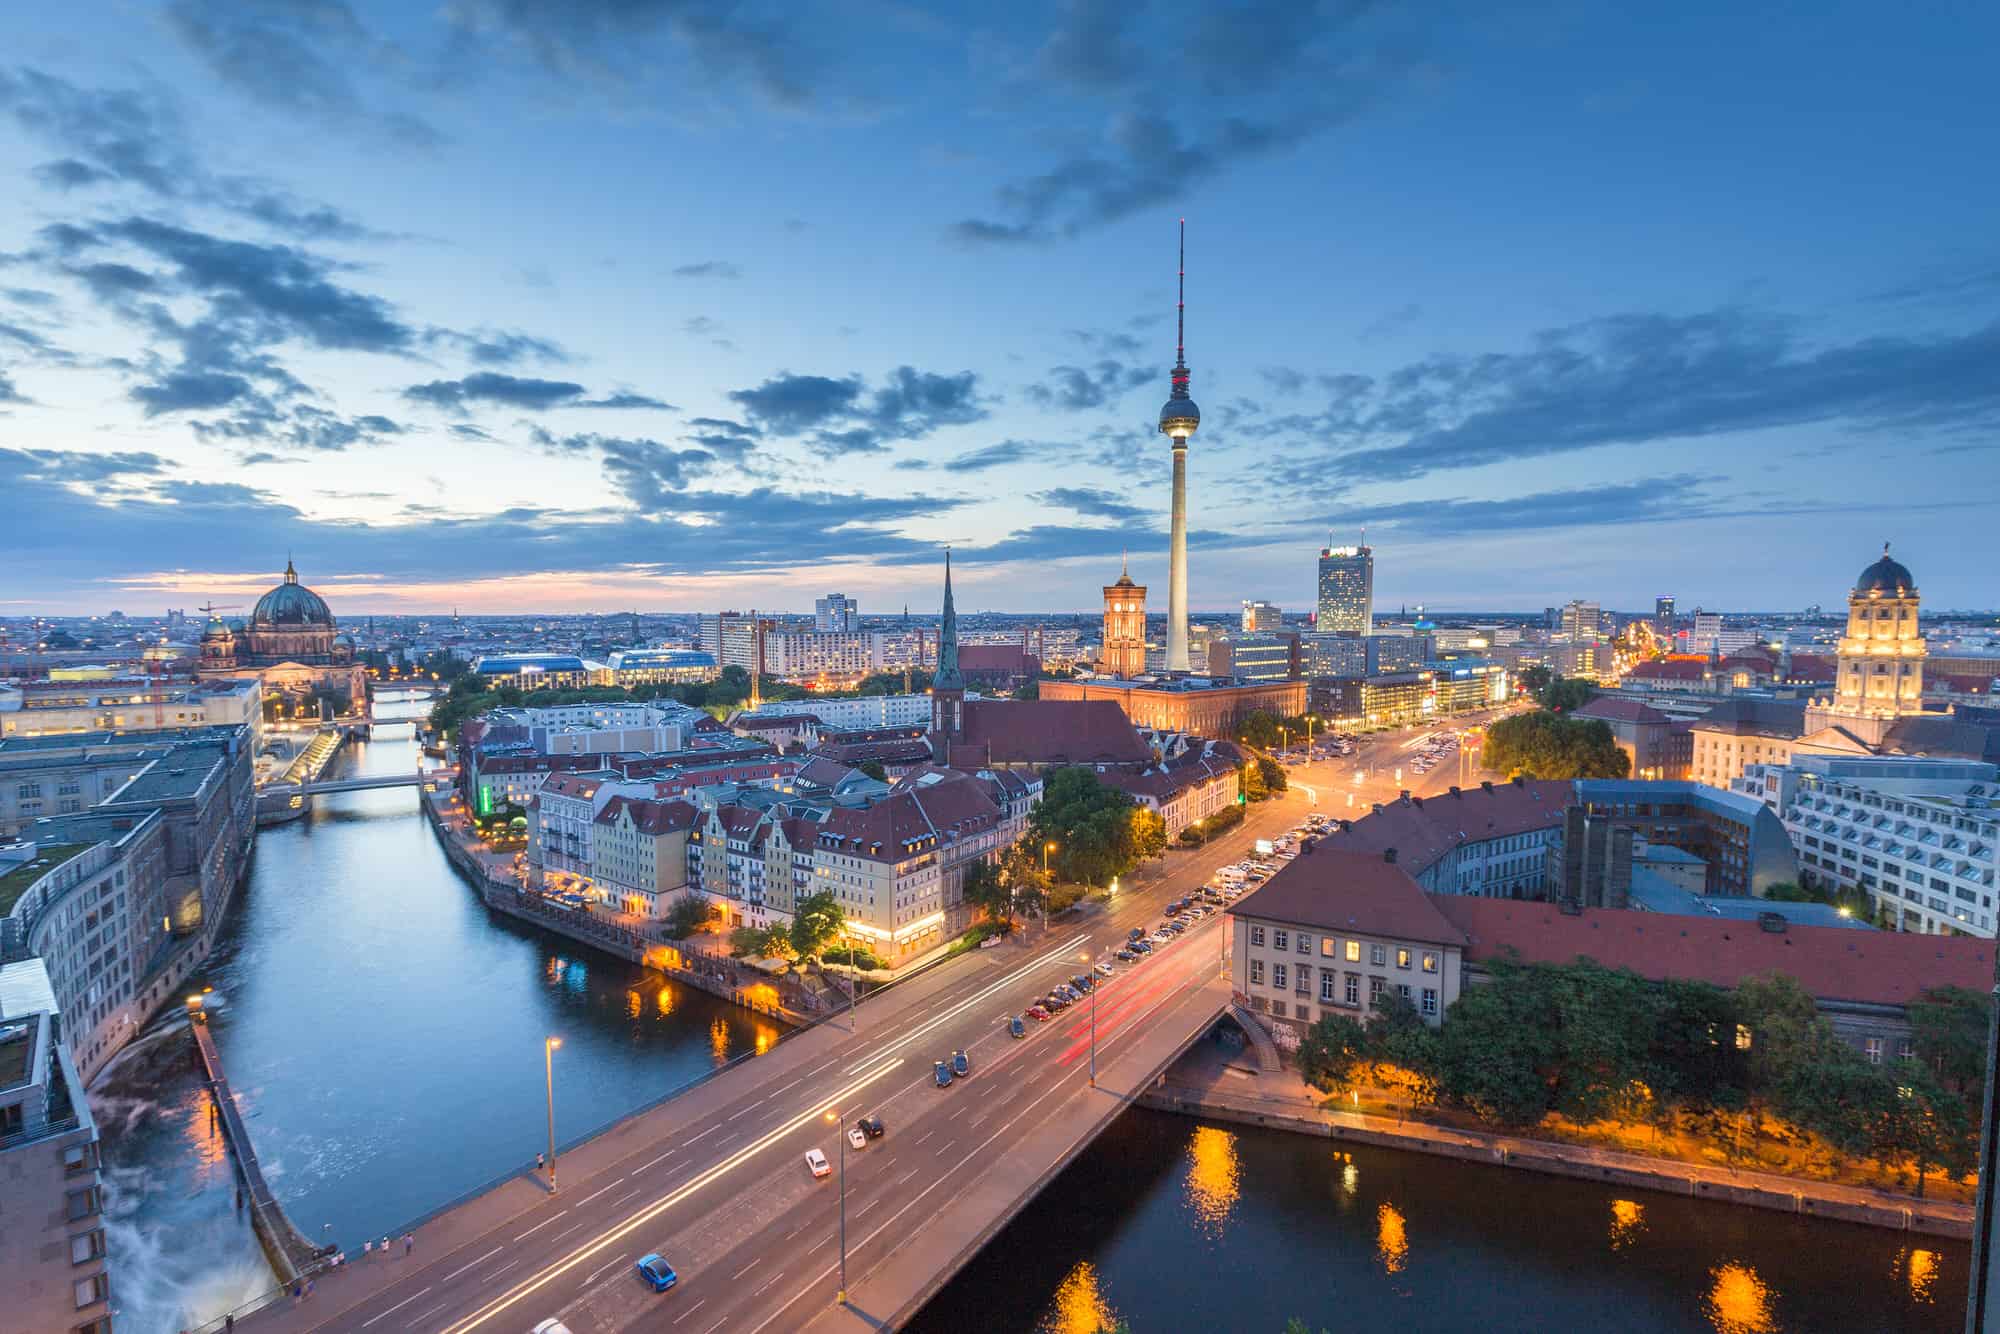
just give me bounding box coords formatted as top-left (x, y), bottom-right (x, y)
top-left (1855, 546), bottom-right (1915, 596)
top-left (251, 560), bottom-right (334, 628)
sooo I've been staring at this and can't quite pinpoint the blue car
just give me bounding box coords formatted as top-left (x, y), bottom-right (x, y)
top-left (635, 1253), bottom-right (677, 1292)
top-left (934, 1059), bottom-right (952, 1087)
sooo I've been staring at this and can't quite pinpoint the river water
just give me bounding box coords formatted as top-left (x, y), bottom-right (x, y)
top-left (96, 696), bottom-right (1967, 1333)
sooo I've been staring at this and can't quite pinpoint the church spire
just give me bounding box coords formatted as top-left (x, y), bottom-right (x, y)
top-left (934, 548), bottom-right (963, 692)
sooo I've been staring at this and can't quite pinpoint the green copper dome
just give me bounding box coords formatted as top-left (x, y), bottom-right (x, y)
top-left (251, 560), bottom-right (334, 627)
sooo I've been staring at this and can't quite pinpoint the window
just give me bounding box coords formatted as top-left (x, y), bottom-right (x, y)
top-left (1273, 963), bottom-right (1288, 990)
top-left (1344, 973), bottom-right (1360, 1006)
top-left (1319, 971), bottom-right (1337, 1003)
top-left (1297, 933), bottom-right (1311, 956)
top-left (1344, 939), bottom-right (1361, 963)
top-left (1396, 982), bottom-right (1412, 1001)
top-left (1369, 943), bottom-right (1386, 967)
top-left (72, 1319), bottom-right (112, 1334)
top-left (63, 1142), bottom-right (96, 1174)
top-left (1369, 976), bottom-right (1385, 1003)
top-left (1898, 1039), bottom-right (1915, 1061)
top-left (1735, 1024), bottom-right (1753, 1051)
top-left (1249, 959), bottom-right (1264, 986)
top-left (66, 1187), bottom-right (101, 1222)
top-left (1296, 967), bottom-right (1310, 995)
top-left (1864, 1037), bottom-right (1883, 1065)
top-left (1249, 926), bottom-right (1265, 948)
top-left (1421, 987), bottom-right (1438, 1017)
top-left (71, 1230), bottom-right (106, 1265)
top-left (1273, 929), bottom-right (1290, 951)
top-left (1396, 948), bottom-right (1412, 970)
top-left (1321, 937), bottom-right (1336, 957)
top-left (74, 1273), bottom-right (108, 1308)
top-left (1271, 1000), bottom-right (1288, 1018)
top-left (1421, 951), bottom-right (1439, 974)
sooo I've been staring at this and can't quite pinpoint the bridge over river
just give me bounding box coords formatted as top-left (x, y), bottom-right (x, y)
top-left (233, 799), bottom-right (1286, 1334)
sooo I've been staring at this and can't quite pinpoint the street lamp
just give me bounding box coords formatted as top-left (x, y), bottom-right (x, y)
top-left (544, 1037), bottom-right (562, 1191)
top-left (1041, 841), bottom-right (1058, 930)
top-left (1082, 948), bottom-right (1098, 1087)
top-left (823, 1106), bottom-right (850, 1304)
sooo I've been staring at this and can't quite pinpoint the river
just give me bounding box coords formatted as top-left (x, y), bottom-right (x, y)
top-left (94, 696), bottom-right (1967, 1333)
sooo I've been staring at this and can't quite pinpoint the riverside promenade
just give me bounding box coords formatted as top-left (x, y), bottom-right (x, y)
top-left (1141, 1039), bottom-right (1974, 1240)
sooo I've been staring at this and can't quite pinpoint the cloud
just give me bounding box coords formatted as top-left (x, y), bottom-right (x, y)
top-left (1030, 486), bottom-right (1149, 522)
top-left (402, 372), bottom-right (670, 413)
top-left (162, 0), bottom-right (443, 147)
top-left (681, 417), bottom-right (760, 457)
top-left (189, 405), bottom-right (404, 451)
top-left (132, 370), bottom-right (255, 415)
top-left (728, 373), bottom-right (863, 434)
top-left (0, 370), bottom-right (29, 404)
top-left (0, 446), bottom-right (165, 482)
top-left (728, 366), bottom-right (987, 457)
top-left (928, 521), bottom-right (1231, 567)
top-left (426, 329), bottom-right (569, 366)
top-left (921, 439), bottom-right (1044, 473)
top-left (1024, 359), bottom-right (1151, 411)
top-left (0, 66), bottom-right (387, 238)
top-left (672, 260), bottom-right (742, 279)
top-left (1300, 309), bottom-right (2000, 484)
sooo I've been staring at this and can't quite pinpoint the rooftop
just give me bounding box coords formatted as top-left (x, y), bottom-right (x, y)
top-left (1312, 780), bottom-right (1570, 877)
top-left (0, 844), bottom-right (92, 918)
top-left (1231, 848), bottom-right (1467, 948)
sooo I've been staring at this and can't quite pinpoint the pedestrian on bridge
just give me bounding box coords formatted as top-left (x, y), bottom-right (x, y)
top-left (362, 1239), bottom-right (372, 1259)
top-left (404, 1232), bottom-right (414, 1257)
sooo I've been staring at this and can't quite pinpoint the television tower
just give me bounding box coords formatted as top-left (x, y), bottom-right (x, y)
top-left (1158, 219), bottom-right (1201, 672)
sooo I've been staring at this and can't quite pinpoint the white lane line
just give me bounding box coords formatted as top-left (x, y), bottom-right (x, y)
top-left (913, 1130), bottom-right (935, 1147)
top-left (360, 1285), bottom-right (433, 1328)
top-left (770, 1075), bottom-right (804, 1097)
top-left (612, 1186), bottom-right (644, 1207)
top-left (733, 1259), bottom-right (758, 1280)
top-left (855, 1198), bottom-right (879, 1219)
top-left (415, 1300), bottom-right (452, 1324)
top-left (934, 1141), bottom-right (952, 1156)
top-left (746, 1095), bottom-right (768, 1110)
top-left (895, 1166), bottom-right (920, 1187)
top-left (440, 1246), bottom-right (503, 1284)
top-left (756, 1271), bottom-right (784, 1296)
top-left (548, 1220), bottom-right (589, 1244)
top-left (638, 1148), bottom-right (676, 1172)
top-left (574, 1180), bottom-right (622, 1207)
top-left (442, 1059), bottom-right (905, 1334)
top-left (783, 1222), bottom-right (806, 1241)
top-left (512, 1210), bottom-right (567, 1242)
top-left (702, 1319), bottom-right (728, 1334)
top-left (671, 1298), bottom-right (707, 1325)
top-left (583, 1254), bottom-right (627, 1286)
top-left (685, 1125), bottom-right (720, 1146)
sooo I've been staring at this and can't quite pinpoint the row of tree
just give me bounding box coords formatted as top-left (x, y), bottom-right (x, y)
top-left (1480, 709), bottom-right (1629, 779)
top-left (1295, 960), bottom-right (1990, 1193)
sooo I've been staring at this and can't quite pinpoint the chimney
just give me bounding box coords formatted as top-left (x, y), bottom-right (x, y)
top-left (1384, 847), bottom-right (1398, 865)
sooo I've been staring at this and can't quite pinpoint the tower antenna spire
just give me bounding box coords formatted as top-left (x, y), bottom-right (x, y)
top-left (1176, 217), bottom-right (1186, 372)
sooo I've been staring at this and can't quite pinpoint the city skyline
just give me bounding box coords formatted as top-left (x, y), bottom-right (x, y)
top-left (4, 3), bottom-right (1999, 616)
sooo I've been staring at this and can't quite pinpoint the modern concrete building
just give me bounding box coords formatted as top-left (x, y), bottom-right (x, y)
top-left (1568, 779), bottom-right (1799, 897)
top-left (814, 594), bottom-right (858, 633)
top-left (0, 675), bottom-right (260, 742)
top-left (1316, 542), bottom-right (1374, 636)
top-left (600, 648), bottom-right (718, 686)
top-left (1241, 600), bottom-right (1282, 633)
top-left (0, 958), bottom-right (109, 1334)
top-left (1231, 847), bottom-right (1467, 1041)
top-left (1206, 632), bottom-right (1297, 683)
top-left (1559, 600), bottom-right (1601, 642)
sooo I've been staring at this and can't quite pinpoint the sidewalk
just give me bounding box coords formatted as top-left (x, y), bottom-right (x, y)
top-left (1144, 1042), bottom-right (1973, 1239)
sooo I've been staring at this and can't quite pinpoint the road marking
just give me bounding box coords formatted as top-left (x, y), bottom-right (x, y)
top-left (913, 1130), bottom-right (935, 1147)
top-left (935, 1141), bottom-right (952, 1156)
top-left (703, 1319), bottom-right (729, 1334)
top-left (638, 1148), bottom-right (676, 1172)
top-left (414, 1301), bottom-right (452, 1325)
top-left (770, 1075), bottom-right (804, 1096)
top-left (840, 933), bottom-right (1086, 1076)
top-left (612, 1186), bottom-right (644, 1206)
top-left (746, 1095), bottom-right (768, 1110)
top-left (895, 1167), bottom-right (919, 1186)
top-left (783, 1222), bottom-right (806, 1241)
top-left (512, 1210), bottom-right (567, 1241)
top-left (685, 1126), bottom-right (719, 1146)
top-left (549, 1220), bottom-right (589, 1244)
top-left (671, 1298), bottom-right (707, 1325)
top-left (583, 1254), bottom-right (627, 1286)
top-left (574, 1180), bottom-right (622, 1207)
top-left (756, 1271), bottom-right (784, 1295)
top-left (442, 1059), bottom-right (905, 1334)
top-left (440, 1246), bottom-right (503, 1283)
top-left (734, 1259), bottom-right (758, 1280)
top-left (855, 1198), bottom-right (879, 1218)
top-left (361, 1285), bottom-right (433, 1328)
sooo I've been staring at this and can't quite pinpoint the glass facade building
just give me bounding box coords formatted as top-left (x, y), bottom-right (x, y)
top-left (1317, 545), bottom-right (1373, 635)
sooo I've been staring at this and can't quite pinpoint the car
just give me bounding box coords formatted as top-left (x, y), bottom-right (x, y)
top-left (533, 1322), bottom-right (576, 1334)
top-left (951, 1049), bottom-right (971, 1078)
top-left (1114, 948), bottom-right (1137, 962)
top-left (1131, 939), bottom-right (1154, 953)
top-left (933, 1061), bottom-right (953, 1088)
top-left (1150, 931), bottom-right (1172, 944)
top-left (807, 1148), bottom-right (833, 1177)
top-left (1168, 921), bottom-right (1189, 934)
top-left (859, 1116), bottom-right (886, 1138)
top-left (1094, 962), bottom-right (1114, 978)
top-left (1070, 974), bottom-right (1093, 993)
top-left (847, 1127), bottom-right (867, 1151)
top-left (634, 1253), bottom-right (678, 1293)
top-left (1010, 1015), bottom-right (1028, 1038)
top-left (1044, 992), bottom-right (1068, 1010)
top-left (1128, 927), bottom-right (1146, 942)
top-left (1026, 1004), bottom-right (1051, 1021)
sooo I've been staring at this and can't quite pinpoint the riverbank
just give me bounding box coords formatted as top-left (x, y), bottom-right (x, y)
top-left (1141, 1038), bottom-right (1973, 1239)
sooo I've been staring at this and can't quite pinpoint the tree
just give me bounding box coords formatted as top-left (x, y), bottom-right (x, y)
top-left (664, 892), bottom-right (716, 940)
top-left (997, 840), bottom-right (1050, 919)
top-left (1517, 663), bottom-right (1555, 698)
top-left (1242, 759), bottom-right (1269, 802)
top-left (857, 760), bottom-right (888, 782)
top-left (789, 890), bottom-right (845, 961)
top-left (1025, 767), bottom-right (1149, 886)
top-left (1296, 1014), bottom-right (1370, 1094)
top-left (1906, 985), bottom-right (1992, 1101)
top-left (960, 858), bottom-right (1013, 923)
top-left (1648, 979), bottom-right (1747, 1113)
top-left (1481, 712), bottom-right (1630, 780)
top-left (1538, 677), bottom-right (1599, 713)
top-left (1257, 755), bottom-right (1288, 794)
top-left (1011, 679), bottom-right (1041, 701)
top-left (1236, 710), bottom-right (1283, 751)
top-left (1128, 807), bottom-right (1167, 863)
top-left (1883, 1058), bottom-right (1977, 1197)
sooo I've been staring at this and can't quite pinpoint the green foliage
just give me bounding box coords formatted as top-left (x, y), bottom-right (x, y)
top-left (1179, 802), bottom-right (1245, 844)
top-left (997, 841), bottom-right (1050, 917)
top-left (1481, 711), bottom-right (1630, 779)
top-left (1128, 807), bottom-right (1168, 862)
top-left (1242, 759), bottom-right (1269, 802)
top-left (857, 760), bottom-right (888, 782)
top-left (823, 943), bottom-right (885, 971)
top-left (731, 924), bottom-right (794, 959)
top-left (1517, 663), bottom-right (1555, 698)
top-left (1907, 986), bottom-right (1993, 1099)
top-left (1237, 709), bottom-right (1284, 751)
top-left (789, 889), bottom-right (845, 960)
top-left (1537, 677), bottom-right (1599, 712)
top-left (1256, 755), bottom-right (1287, 794)
top-left (1011, 678), bottom-right (1041, 701)
top-left (663, 892), bottom-right (716, 940)
top-left (960, 858), bottom-right (1013, 922)
top-left (1296, 1014), bottom-right (1370, 1094)
top-left (428, 674), bottom-right (500, 742)
top-left (1025, 767), bottom-right (1150, 886)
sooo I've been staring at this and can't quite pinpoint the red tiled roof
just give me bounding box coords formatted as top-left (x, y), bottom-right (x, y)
top-left (957, 644), bottom-right (1039, 672)
top-left (819, 791), bottom-right (939, 862)
top-left (1429, 897), bottom-right (1993, 1009)
top-left (946, 699), bottom-right (1151, 767)
top-left (1231, 849), bottom-right (1467, 948)
top-left (1573, 697), bottom-right (1670, 726)
top-left (1785, 654), bottom-right (1837, 680)
top-left (538, 771), bottom-right (616, 799)
top-left (595, 796), bottom-right (698, 834)
top-left (1626, 659), bottom-right (1707, 681)
top-left (1313, 781), bottom-right (1570, 877)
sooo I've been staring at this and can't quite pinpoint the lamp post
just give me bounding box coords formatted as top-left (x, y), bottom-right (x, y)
top-left (1042, 841), bottom-right (1057, 930)
top-left (544, 1037), bottom-right (562, 1191)
top-left (823, 1107), bottom-right (849, 1304)
top-left (1305, 715), bottom-right (1318, 754)
top-left (1082, 948), bottom-right (1098, 1087)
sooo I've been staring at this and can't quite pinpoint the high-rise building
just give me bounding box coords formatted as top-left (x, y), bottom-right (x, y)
top-left (1655, 595), bottom-right (1676, 630)
top-left (1559, 600), bottom-right (1601, 642)
top-left (1158, 221), bottom-right (1200, 673)
top-left (1316, 541), bottom-right (1374, 635)
top-left (699, 612), bottom-right (773, 673)
top-left (1689, 611), bottom-right (1723, 655)
top-left (814, 594), bottom-right (858, 633)
top-left (1241, 600), bottom-right (1282, 633)
top-left (1100, 557), bottom-right (1148, 678)
top-left (1207, 632), bottom-right (1297, 683)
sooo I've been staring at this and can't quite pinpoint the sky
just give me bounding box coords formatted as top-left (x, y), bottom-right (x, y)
top-left (2, 1), bottom-right (1997, 618)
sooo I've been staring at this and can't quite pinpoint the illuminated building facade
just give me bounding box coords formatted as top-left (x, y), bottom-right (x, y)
top-left (1316, 542), bottom-right (1374, 635)
top-left (1099, 558), bottom-right (1148, 678)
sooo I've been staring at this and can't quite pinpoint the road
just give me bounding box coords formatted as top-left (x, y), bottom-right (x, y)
top-left (246, 787), bottom-right (1307, 1334)
top-left (1280, 706), bottom-right (1525, 820)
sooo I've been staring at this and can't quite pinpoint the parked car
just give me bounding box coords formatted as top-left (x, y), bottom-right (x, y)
top-left (1131, 939), bottom-right (1154, 953)
top-left (534, 1322), bottom-right (576, 1334)
top-left (1044, 992), bottom-right (1069, 1011)
top-left (1114, 948), bottom-right (1137, 962)
top-left (847, 1127), bottom-right (867, 1150)
top-left (1094, 961), bottom-right (1114, 978)
top-left (1129, 927), bottom-right (1147, 942)
top-left (934, 1061), bottom-right (953, 1088)
top-left (951, 1049), bottom-right (971, 1078)
top-left (1010, 1015), bottom-right (1028, 1038)
top-left (807, 1148), bottom-right (833, 1177)
top-left (859, 1116), bottom-right (886, 1138)
top-left (634, 1254), bottom-right (678, 1293)
top-left (1026, 1004), bottom-right (1052, 1021)
top-left (1070, 974), bottom-right (1093, 993)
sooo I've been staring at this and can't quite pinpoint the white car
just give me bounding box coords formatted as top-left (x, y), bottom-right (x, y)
top-left (846, 1127), bottom-right (867, 1151)
top-left (1151, 930), bottom-right (1173, 944)
top-left (534, 1322), bottom-right (576, 1334)
top-left (806, 1148), bottom-right (832, 1178)
top-left (1094, 962), bottom-right (1114, 978)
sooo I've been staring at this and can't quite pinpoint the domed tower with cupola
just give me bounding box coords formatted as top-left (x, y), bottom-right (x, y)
top-left (1831, 543), bottom-right (1926, 723)
top-left (240, 558), bottom-right (344, 665)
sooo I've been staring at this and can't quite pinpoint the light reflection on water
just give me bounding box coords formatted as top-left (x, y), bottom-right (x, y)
top-left (1705, 1261), bottom-right (1778, 1334)
top-left (1181, 1124), bottom-right (1240, 1235)
top-left (1040, 1259), bottom-right (1120, 1334)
